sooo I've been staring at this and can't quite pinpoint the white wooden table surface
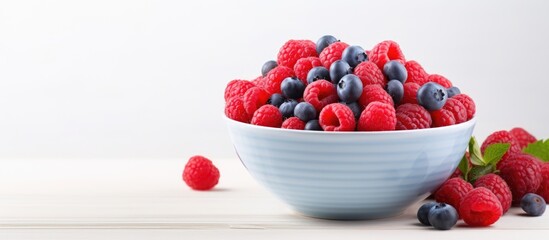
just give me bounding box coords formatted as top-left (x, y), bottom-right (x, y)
top-left (1, 158), bottom-right (548, 239)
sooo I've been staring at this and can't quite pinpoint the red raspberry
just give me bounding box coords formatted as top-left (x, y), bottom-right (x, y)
top-left (358, 85), bottom-right (394, 108)
top-left (265, 66), bottom-right (295, 94)
top-left (183, 155), bottom-right (220, 191)
top-left (224, 79), bottom-right (256, 102)
top-left (434, 177), bottom-right (474, 214)
top-left (536, 163), bottom-right (549, 202)
top-left (281, 117), bottom-right (306, 130)
top-left (405, 60), bottom-right (429, 86)
top-left (357, 102), bottom-right (396, 131)
top-left (452, 94), bottom-right (476, 120)
top-left (474, 173), bottom-right (512, 214)
top-left (481, 131), bottom-right (522, 162)
top-left (251, 105), bottom-right (283, 128)
top-left (303, 80), bottom-right (339, 112)
top-left (442, 98), bottom-right (467, 124)
top-left (430, 108), bottom-right (456, 127)
top-left (395, 104), bottom-right (432, 130)
top-left (294, 57), bottom-right (322, 85)
top-left (427, 74), bottom-right (452, 88)
top-left (225, 97), bottom-right (251, 123)
top-left (243, 87), bottom-right (270, 116)
top-left (459, 187), bottom-right (503, 227)
top-left (509, 127), bottom-right (536, 149)
top-left (319, 41), bottom-right (349, 69)
top-left (277, 39), bottom-right (317, 69)
top-left (401, 82), bottom-right (421, 105)
top-left (319, 103), bottom-right (356, 131)
top-left (368, 40), bottom-right (406, 69)
top-left (498, 153), bottom-right (543, 203)
top-left (353, 61), bottom-right (386, 88)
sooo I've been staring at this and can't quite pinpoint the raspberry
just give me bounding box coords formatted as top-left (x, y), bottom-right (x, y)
top-left (452, 94), bottom-right (476, 120)
top-left (509, 127), bottom-right (537, 149)
top-left (368, 40), bottom-right (406, 69)
top-left (353, 61), bottom-right (386, 88)
top-left (277, 39), bottom-right (317, 69)
top-left (430, 109), bottom-right (456, 127)
top-left (319, 41), bottom-right (349, 69)
top-left (265, 66), bottom-right (295, 94)
top-left (224, 79), bottom-right (256, 102)
top-left (442, 98), bottom-right (467, 124)
top-left (481, 131), bottom-right (522, 161)
top-left (303, 80), bottom-right (339, 112)
top-left (401, 82), bottom-right (421, 105)
top-left (183, 155), bottom-right (220, 191)
top-left (459, 187), bottom-right (503, 227)
top-left (251, 105), bottom-right (283, 128)
top-left (498, 153), bottom-right (543, 203)
top-left (427, 74), bottom-right (453, 88)
top-left (395, 103), bottom-right (432, 130)
top-left (243, 87), bottom-right (270, 116)
top-left (405, 60), bottom-right (429, 86)
top-left (474, 173), bottom-right (512, 214)
top-left (281, 117), bottom-right (306, 130)
top-left (319, 103), bottom-right (356, 131)
top-left (225, 97), bottom-right (251, 123)
top-left (357, 102), bottom-right (396, 131)
top-left (294, 57), bottom-right (322, 85)
top-left (358, 85), bottom-right (394, 108)
top-left (434, 177), bottom-right (474, 214)
top-left (536, 163), bottom-right (549, 202)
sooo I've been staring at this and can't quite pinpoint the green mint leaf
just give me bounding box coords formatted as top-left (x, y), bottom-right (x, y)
top-left (469, 136), bottom-right (486, 166)
top-left (468, 165), bottom-right (495, 183)
top-left (484, 143), bottom-right (510, 165)
top-left (458, 154), bottom-right (470, 182)
top-left (523, 139), bottom-right (549, 162)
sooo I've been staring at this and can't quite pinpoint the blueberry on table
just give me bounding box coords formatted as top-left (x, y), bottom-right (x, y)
top-left (267, 93), bottom-right (285, 108)
top-left (446, 86), bottom-right (461, 98)
top-left (521, 193), bottom-right (546, 216)
top-left (316, 35), bottom-right (338, 55)
top-left (281, 77), bottom-right (305, 99)
top-left (337, 74), bottom-right (363, 103)
top-left (341, 45), bottom-right (367, 68)
top-left (261, 60), bottom-right (278, 77)
top-left (428, 203), bottom-right (458, 230)
top-left (386, 80), bottom-right (404, 105)
top-left (307, 66), bottom-right (331, 84)
top-left (305, 119), bottom-right (322, 131)
top-left (279, 99), bottom-right (298, 118)
top-left (329, 60), bottom-right (352, 85)
top-left (417, 202), bottom-right (437, 226)
top-left (294, 102), bottom-right (317, 122)
top-left (383, 60), bottom-right (407, 83)
top-left (417, 82), bottom-right (448, 111)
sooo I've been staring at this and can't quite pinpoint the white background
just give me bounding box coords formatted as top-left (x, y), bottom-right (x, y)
top-left (1, 0), bottom-right (548, 160)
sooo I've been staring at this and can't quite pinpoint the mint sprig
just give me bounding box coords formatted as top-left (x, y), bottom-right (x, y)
top-left (459, 137), bottom-right (510, 182)
top-left (523, 139), bottom-right (549, 162)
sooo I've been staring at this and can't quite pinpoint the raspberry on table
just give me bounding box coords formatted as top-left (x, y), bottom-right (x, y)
top-left (401, 82), bottom-right (421, 105)
top-left (509, 127), bottom-right (537, 149)
top-left (353, 61), bottom-right (386, 88)
top-left (319, 103), bottom-right (356, 131)
top-left (265, 66), bottom-right (295, 94)
top-left (277, 39), bottom-right (317, 69)
top-left (368, 40), bottom-right (406, 69)
top-left (357, 102), bottom-right (396, 131)
top-left (442, 98), bottom-right (467, 124)
top-left (319, 41), bottom-right (349, 69)
top-left (459, 187), bottom-right (503, 227)
top-left (430, 109), bottom-right (456, 127)
top-left (183, 155), bottom-right (220, 191)
top-left (481, 130), bottom-right (522, 162)
top-left (395, 104), bottom-right (432, 130)
top-left (427, 74), bottom-right (453, 88)
top-left (498, 153), bottom-right (543, 203)
top-left (243, 87), bottom-right (270, 116)
top-left (224, 79), bottom-right (256, 102)
top-left (474, 173), bottom-right (512, 214)
top-left (536, 163), bottom-right (549, 202)
top-left (434, 177), bottom-right (473, 214)
top-left (303, 80), bottom-right (339, 112)
top-left (225, 97), bottom-right (251, 123)
top-left (452, 94), bottom-right (476, 120)
top-left (358, 85), bottom-right (394, 108)
top-left (294, 57), bottom-right (322, 85)
top-left (251, 105), bottom-right (283, 128)
top-left (281, 117), bottom-right (306, 130)
top-left (405, 60), bottom-right (429, 86)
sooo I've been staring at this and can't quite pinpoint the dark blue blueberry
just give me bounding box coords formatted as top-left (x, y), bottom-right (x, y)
top-left (386, 80), bottom-right (404, 105)
top-left (337, 74), bottom-right (363, 103)
top-left (521, 193), bottom-right (546, 216)
top-left (316, 35), bottom-right (338, 55)
top-left (341, 45), bottom-right (367, 68)
top-left (417, 82), bottom-right (448, 111)
top-left (261, 60), bottom-right (278, 77)
top-left (307, 66), bottom-right (330, 84)
top-left (305, 119), bottom-right (322, 131)
top-left (428, 203), bottom-right (458, 230)
top-left (329, 60), bottom-right (352, 85)
top-left (267, 93), bottom-right (285, 108)
top-left (281, 77), bottom-right (305, 99)
top-left (294, 102), bottom-right (317, 122)
top-left (344, 101), bottom-right (362, 119)
top-left (383, 60), bottom-right (407, 83)
top-left (279, 99), bottom-right (298, 118)
top-left (417, 202), bottom-right (437, 226)
top-left (446, 86), bottom-right (461, 98)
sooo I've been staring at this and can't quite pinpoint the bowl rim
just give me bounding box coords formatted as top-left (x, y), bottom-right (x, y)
top-left (224, 115), bottom-right (476, 136)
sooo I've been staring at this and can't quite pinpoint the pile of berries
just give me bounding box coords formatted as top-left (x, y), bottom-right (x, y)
top-left (418, 127), bottom-right (548, 230)
top-left (224, 35), bottom-right (476, 131)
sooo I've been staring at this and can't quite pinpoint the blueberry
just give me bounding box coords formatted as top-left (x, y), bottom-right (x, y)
top-left (329, 60), bottom-right (352, 85)
top-left (307, 66), bottom-right (330, 84)
top-left (344, 101), bottom-right (362, 120)
top-left (383, 60), bottom-right (407, 83)
top-left (417, 202), bottom-right (437, 226)
top-left (261, 60), bottom-right (278, 77)
top-left (281, 77), bottom-right (305, 99)
top-left (446, 86), bottom-right (461, 98)
top-left (341, 45), bottom-right (367, 68)
top-left (427, 203), bottom-right (458, 230)
top-left (521, 193), bottom-right (546, 216)
top-left (316, 35), bottom-right (338, 55)
top-left (267, 93), bottom-right (285, 108)
top-left (279, 99), bottom-right (298, 118)
top-left (417, 82), bottom-right (448, 111)
top-left (386, 80), bottom-right (404, 105)
top-left (305, 119), bottom-right (322, 131)
top-left (294, 102), bottom-right (317, 122)
top-left (337, 74), bottom-right (363, 103)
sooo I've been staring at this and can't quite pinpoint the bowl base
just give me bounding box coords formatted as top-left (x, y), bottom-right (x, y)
top-left (293, 208), bottom-right (405, 221)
